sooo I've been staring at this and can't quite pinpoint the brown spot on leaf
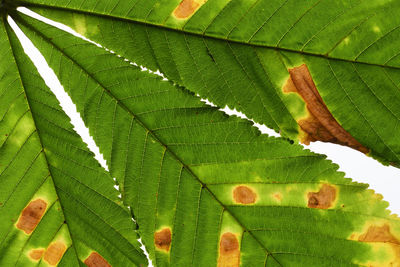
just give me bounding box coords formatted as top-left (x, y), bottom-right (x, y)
top-left (29, 249), bottom-right (45, 261)
top-left (233, 186), bottom-right (257, 204)
top-left (218, 232), bottom-right (240, 267)
top-left (154, 228), bottom-right (172, 252)
top-left (43, 241), bottom-right (67, 266)
top-left (16, 199), bottom-right (47, 234)
top-left (358, 224), bottom-right (400, 265)
top-left (307, 184), bottom-right (336, 209)
top-left (273, 193), bottom-right (282, 201)
top-left (173, 0), bottom-right (207, 19)
top-left (84, 252), bottom-right (111, 267)
top-left (283, 64), bottom-right (368, 153)
top-left (359, 224), bottom-right (400, 245)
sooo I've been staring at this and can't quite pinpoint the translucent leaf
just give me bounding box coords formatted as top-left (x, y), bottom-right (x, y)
top-left (0, 13), bottom-right (147, 267)
top-left (17, 0), bottom-right (400, 167)
top-left (11, 11), bottom-right (400, 266)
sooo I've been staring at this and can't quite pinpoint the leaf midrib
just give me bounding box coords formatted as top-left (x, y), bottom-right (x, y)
top-left (13, 1), bottom-right (400, 71)
top-left (3, 14), bottom-right (83, 263)
top-left (5, 17), bottom-right (146, 264)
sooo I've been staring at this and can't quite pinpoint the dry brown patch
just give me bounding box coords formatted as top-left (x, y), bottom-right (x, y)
top-left (43, 241), bottom-right (67, 266)
top-left (154, 228), bottom-right (172, 252)
top-left (16, 199), bottom-right (47, 234)
top-left (307, 184), bottom-right (336, 209)
top-left (283, 64), bottom-right (368, 153)
top-left (29, 248), bottom-right (44, 261)
top-left (218, 232), bottom-right (240, 267)
top-left (359, 224), bottom-right (400, 244)
top-left (358, 224), bottom-right (400, 265)
top-left (173, 0), bottom-right (206, 19)
top-left (84, 252), bottom-right (111, 267)
top-left (233, 186), bottom-right (257, 204)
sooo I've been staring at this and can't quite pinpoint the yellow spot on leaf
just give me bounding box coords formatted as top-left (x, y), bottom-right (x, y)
top-left (73, 14), bottom-right (87, 36)
top-left (372, 25), bottom-right (381, 33)
top-left (218, 232), bottom-right (240, 267)
top-left (16, 199), bottom-right (47, 234)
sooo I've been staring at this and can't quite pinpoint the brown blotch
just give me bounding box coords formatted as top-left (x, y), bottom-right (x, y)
top-left (173, 0), bottom-right (205, 19)
top-left (273, 193), bottom-right (282, 201)
top-left (16, 199), bottom-right (47, 234)
top-left (29, 249), bottom-right (45, 261)
top-left (307, 184), bottom-right (336, 209)
top-left (358, 224), bottom-right (400, 264)
top-left (218, 232), bottom-right (240, 267)
top-left (154, 228), bottom-right (172, 252)
top-left (84, 252), bottom-right (111, 267)
top-left (43, 241), bottom-right (67, 266)
top-left (359, 224), bottom-right (400, 245)
top-left (233, 186), bottom-right (257, 205)
top-left (283, 64), bottom-right (368, 153)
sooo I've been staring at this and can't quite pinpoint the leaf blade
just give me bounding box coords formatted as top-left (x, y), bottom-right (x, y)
top-left (14, 12), bottom-right (400, 266)
top-left (15, 0), bottom-right (400, 166)
top-left (0, 13), bottom-right (147, 266)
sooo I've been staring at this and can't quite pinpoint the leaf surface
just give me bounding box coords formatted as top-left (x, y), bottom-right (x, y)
top-left (0, 11), bottom-right (146, 267)
top-left (13, 0), bottom-right (400, 167)
top-left (12, 11), bottom-right (400, 266)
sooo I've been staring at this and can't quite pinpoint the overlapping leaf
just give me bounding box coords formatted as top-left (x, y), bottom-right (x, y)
top-left (0, 11), bottom-right (146, 266)
top-left (11, 10), bottom-right (400, 266)
top-left (15, 0), bottom-right (400, 167)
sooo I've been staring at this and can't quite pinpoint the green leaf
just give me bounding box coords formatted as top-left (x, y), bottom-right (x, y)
top-left (15, 0), bottom-right (400, 167)
top-left (0, 12), bottom-right (146, 267)
top-left (13, 10), bottom-right (400, 266)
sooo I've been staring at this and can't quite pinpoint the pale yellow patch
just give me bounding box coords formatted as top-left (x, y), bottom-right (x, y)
top-left (372, 25), bottom-right (381, 33)
top-left (73, 15), bottom-right (87, 36)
